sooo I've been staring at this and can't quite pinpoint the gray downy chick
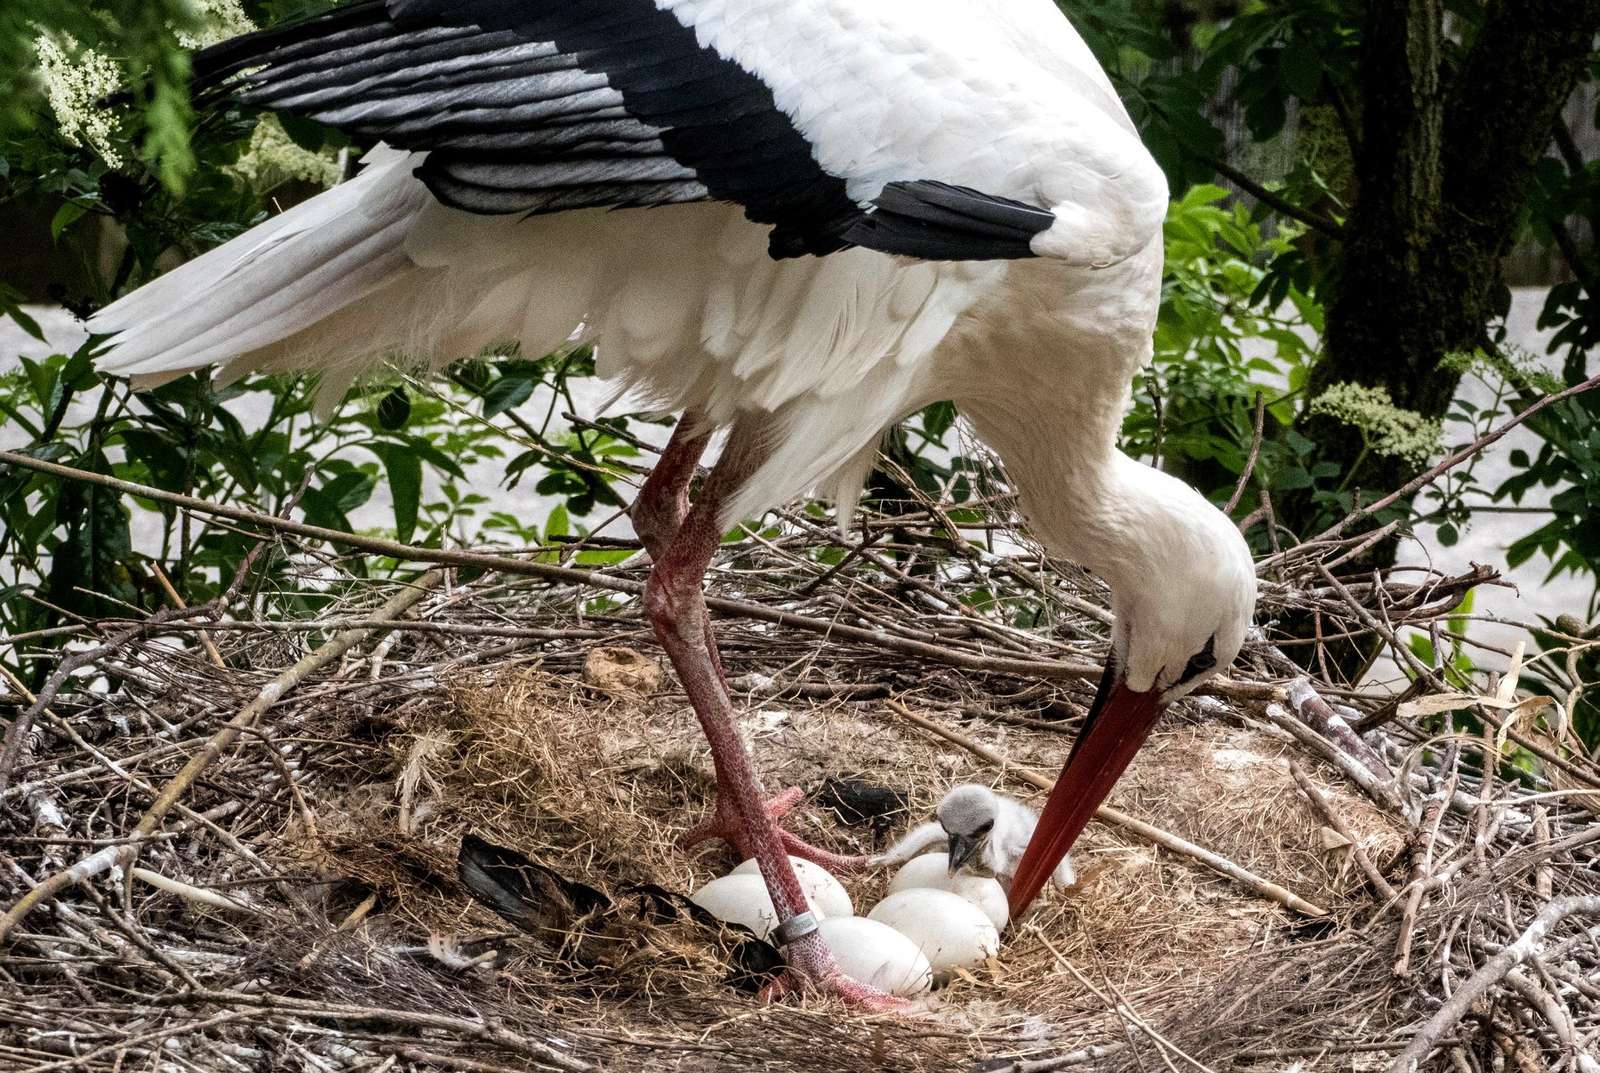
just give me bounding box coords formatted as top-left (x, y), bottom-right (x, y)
top-left (875, 784), bottom-right (1076, 889)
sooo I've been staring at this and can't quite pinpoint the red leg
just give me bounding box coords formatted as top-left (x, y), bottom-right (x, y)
top-left (631, 414), bottom-right (710, 564)
top-left (637, 420), bottom-right (863, 872)
top-left (679, 787), bottom-right (870, 874)
top-left (631, 415), bottom-right (729, 687)
top-left (644, 421), bottom-right (900, 1009)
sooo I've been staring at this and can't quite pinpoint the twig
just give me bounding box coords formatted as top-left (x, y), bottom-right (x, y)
top-left (1287, 760), bottom-right (1398, 901)
top-left (1391, 896), bottom-right (1600, 1073)
top-left (166, 989), bottom-right (593, 1073)
top-left (0, 606), bottom-right (208, 792)
top-left (882, 699), bottom-right (1327, 917)
top-left (131, 867), bottom-right (257, 915)
top-left (1393, 781), bottom-right (1454, 978)
top-left (1262, 703), bottom-right (1402, 812)
top-left (1226, 391), bottom-right (1266, 515)
top-left (0, 571), bottom-right (443, 943)
top-left (1287, 677), bottom-right (1392, 780)
top-left (1207, 155), bottom-right (1344, 238)
top-left (151, 561), bottom-right (224, 668)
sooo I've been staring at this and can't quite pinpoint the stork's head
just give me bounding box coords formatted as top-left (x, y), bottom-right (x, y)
top-left (936, 784), bottom-right (999, 875)
top-left (1008, 459), bottom-right (1257, 918)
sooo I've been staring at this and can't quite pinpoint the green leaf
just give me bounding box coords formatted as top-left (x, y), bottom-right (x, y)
top-left (19, 357), bottom-right (61, 413)
top-left (50, 201), bottom-right (90, 242)
top-left (543, 502), bottom-right (570, 541)
top-left (0, 284), bottom-right (45, 342)
top-left (920, 401), bottom-right (957, 440)
top-left (482, 374), bottom-right (536, 417)
top-left (47, 450), bottom-right (138, 620)
top-left (377, 386), bottom-right (411, 430)
top-left (277, 113), bottom-right (329, 152)
top-left (374, 443), bottom-right (421, 544)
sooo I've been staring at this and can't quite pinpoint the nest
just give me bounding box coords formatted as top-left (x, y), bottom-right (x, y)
top-left (1, 493), bottom-right (1597, 1073)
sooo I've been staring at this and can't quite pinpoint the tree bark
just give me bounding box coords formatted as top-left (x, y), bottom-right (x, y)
top-left (1291, 0), bottom-right (1600, 538)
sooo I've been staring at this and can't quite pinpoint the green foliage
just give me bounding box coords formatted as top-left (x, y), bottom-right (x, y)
top-left (1489, 52), bottom-right (1600, 596)
top-left (1122, 184), bottom-right (1320, 518)
top-left (0, 1), bottom-right (659, 686)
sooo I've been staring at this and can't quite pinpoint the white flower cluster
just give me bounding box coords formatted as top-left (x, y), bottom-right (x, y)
top-left (1309, 382), bottom-right (1442, 468)
top-left (177, 0), bottom-right (256, 49)
top-left (34, 2), bottom-right (258, 170)
top-left (34, 35), bottom-right (127, 166)
top-left (227, 114), bottom-right (345, 190)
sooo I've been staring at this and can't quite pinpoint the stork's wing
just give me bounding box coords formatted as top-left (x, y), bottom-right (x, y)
top-left (195, 0), bottom-right (1062, 260)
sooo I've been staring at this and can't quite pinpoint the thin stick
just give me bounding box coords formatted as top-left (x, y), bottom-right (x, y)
top-left (0, 570), bottom-right (443, 943)
top-left (1262, 703), bottom-right (1403, 812)
top-left (882, 700), bottom-right (1327, 917)
top-left (1393, 782), bottom-right (1455, 978)
top-left (1287, 760), bottom-right (1398, 901)
top-left (1288, 677), bottom-right (1392, 780)
top-left (151, 561), bottom-right (224, 668)
top-left (1226, 390), bottom-right (1266, 515)
top-left (165, 988), bottom-right (593, 1073)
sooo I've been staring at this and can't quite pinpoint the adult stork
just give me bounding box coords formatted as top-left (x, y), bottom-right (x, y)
top-left (88, 0), bottom-right (1257, 1006)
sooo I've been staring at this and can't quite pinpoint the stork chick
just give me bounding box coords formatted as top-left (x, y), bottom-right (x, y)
top-left (878, 785), bottom-right (1075, 890)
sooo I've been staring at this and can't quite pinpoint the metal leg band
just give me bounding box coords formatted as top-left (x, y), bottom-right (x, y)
top-left (772, 910), bottom-right (820, 946)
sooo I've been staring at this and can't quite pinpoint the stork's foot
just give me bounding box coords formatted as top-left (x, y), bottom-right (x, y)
top-left (759, 932), bottom-right (913, 1012)
top-left (680, 787), bottom-right (869, 874)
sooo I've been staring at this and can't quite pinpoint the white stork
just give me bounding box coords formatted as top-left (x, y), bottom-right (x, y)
top-left (88, 0), bottom-right (1257, 1008)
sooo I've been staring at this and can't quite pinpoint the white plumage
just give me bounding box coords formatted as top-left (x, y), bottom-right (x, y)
top-left (88, 0), bottom-right (1260, 999)
top-left (90, 0), bottom-right (1167, 530)
top-left (876, 785), bottom-right (1077, 890)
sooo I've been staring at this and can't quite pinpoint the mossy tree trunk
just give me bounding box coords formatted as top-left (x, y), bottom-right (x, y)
top-left (1288, 0), bottom-right (1600, 542)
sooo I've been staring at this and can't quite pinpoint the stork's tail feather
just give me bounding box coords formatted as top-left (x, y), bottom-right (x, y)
top-left (88, 148), bottom-right (428, 396)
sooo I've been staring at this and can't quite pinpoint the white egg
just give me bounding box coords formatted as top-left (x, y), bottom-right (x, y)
top-left (867, 889), bottom-right (1000, 975)
top-left (887, 852), bottom-right (952, 894)
top-left (888, 852), bottom-right (1009, 930)
top-left (812, 916), bottom-right (933, 996)
top-left (731, 855), bottom-right (854, 917)
top-left (691, 874), bottom-right (808, 940)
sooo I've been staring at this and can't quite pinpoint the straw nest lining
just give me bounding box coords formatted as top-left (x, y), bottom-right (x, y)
top-left (2, 498), bottom-right (1598, 1073)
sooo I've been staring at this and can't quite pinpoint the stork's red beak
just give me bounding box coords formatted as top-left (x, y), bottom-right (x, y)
top-left (1008, 668), bottom-right (1164, 918)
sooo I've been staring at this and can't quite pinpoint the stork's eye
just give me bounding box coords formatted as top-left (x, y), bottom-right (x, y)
top-left (975, 820), bottom-right (994, 835)
top-left (1181, 636), bottom-right (1217, 682)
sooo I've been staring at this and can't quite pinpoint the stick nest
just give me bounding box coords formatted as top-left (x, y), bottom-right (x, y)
top-left (3, 501), bottom-right (1598, 1073)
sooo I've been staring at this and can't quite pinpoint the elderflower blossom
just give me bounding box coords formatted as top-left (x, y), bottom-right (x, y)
top-left (34, 35), bottom-right (127, 166)
top-left (227, 115), bottom-right (344, 190)
top-left (177, 0), bottom-right (257, 49)
top-left (1309, 382), bottom-right (1442, 468)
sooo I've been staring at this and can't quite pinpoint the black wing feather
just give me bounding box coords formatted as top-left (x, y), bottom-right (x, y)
top-left (194, 1), bottom-right (1055, 261)
top-left (844, 181), bottom-right (1055, 260)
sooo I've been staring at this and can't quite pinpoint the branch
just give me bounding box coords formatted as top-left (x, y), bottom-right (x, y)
top-left (1309, 369), bottom-right (1600, 543)
top-left (0, 452), bottom-right (1289, 705)
top-left (1208, 156), bottom-right (1344, 239)
top-left (1226, 390), bottom-right (1266, 515)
